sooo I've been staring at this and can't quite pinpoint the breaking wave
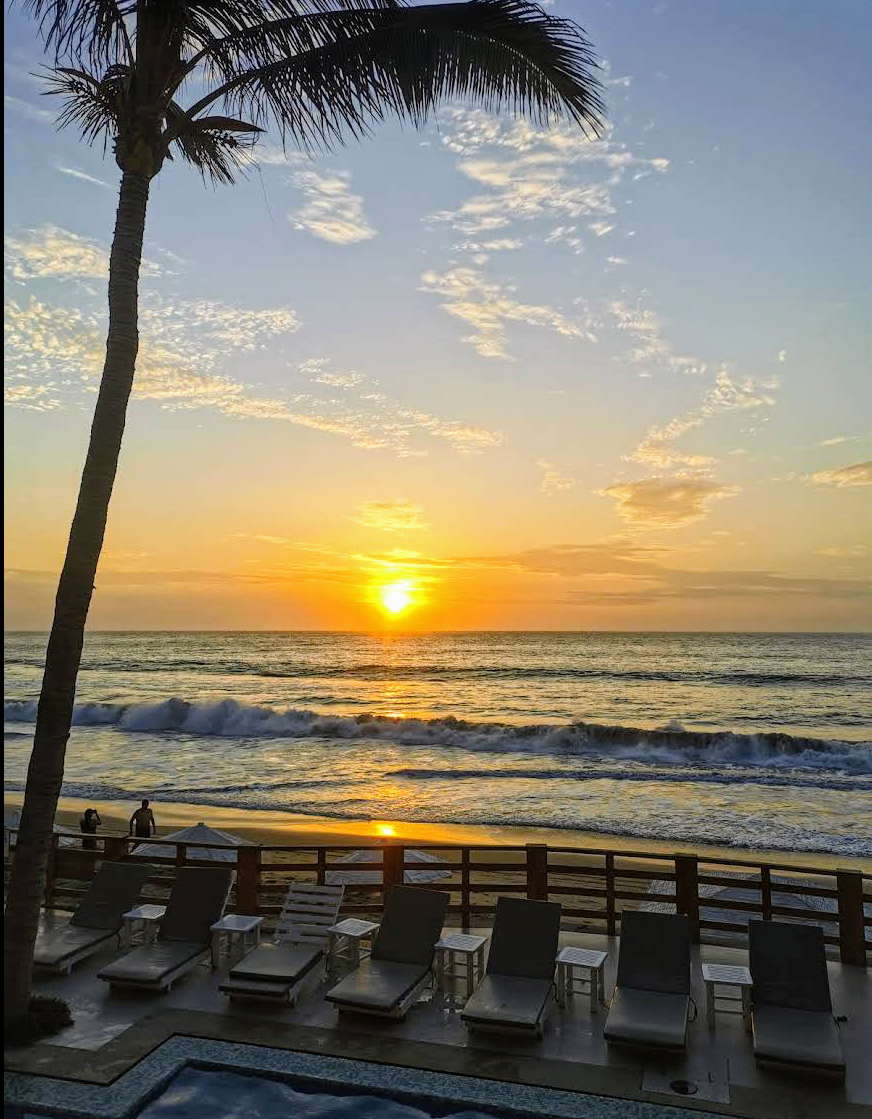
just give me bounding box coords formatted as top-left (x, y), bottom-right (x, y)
top-left (5, 695), bottom-right (870, 773)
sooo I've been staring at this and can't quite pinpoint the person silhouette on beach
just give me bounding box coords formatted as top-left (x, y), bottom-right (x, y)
top-left (80, 808), bottom-right (101, 850)
top-left (129, 799), bottom-right (156, 842)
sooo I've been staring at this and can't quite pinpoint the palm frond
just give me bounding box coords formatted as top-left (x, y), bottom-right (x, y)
top-left (24, 0), bottom-right (133, 69)
top-left (164, 103), bottom-right (262, 184)
top-left (176, 0), bottom-right (401, 59)
top-left (43, 64), bottom-right (125, 148)
top-left (177, 0), bottom-right (604, 152)
top-left (26, 0), bottom-right (605, 185)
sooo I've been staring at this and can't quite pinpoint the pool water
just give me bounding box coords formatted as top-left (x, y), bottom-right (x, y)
top-left (136, 1068), bottom-right (497, 1119)
top-left (7, 1038), bottom-right (727, 1119)
top-left (14, 1067), bottom-right (509, 1119)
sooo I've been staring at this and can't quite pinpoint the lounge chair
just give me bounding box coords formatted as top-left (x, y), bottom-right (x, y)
top-left (749, 920), bottom-right (845, 1076)
top-left (219, 882), bottom-right (344, 1004)
top-left (33, 861), bottom-right (153, 975)
top-left (326, 885), bottom-right (448, 1019)
top-left (98, 865), bottom-right (233, 992)
top-left (460, 897), bottom-right (561, 1038)
top-left (603, 911), bottom-right (691, 1050)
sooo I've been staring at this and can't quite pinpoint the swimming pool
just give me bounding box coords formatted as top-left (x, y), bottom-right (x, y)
top-left (5, 1037), bottom-right (728, 1119)
top-left (79, 1066), bottom-right (519, 1118)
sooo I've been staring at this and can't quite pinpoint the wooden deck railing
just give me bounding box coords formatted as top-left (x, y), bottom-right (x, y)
top-left (5, 829), bottom-right (870, 966)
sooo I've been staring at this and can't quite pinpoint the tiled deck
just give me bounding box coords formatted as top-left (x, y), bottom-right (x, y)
top-left (5, 915), bottom-right (871, 1119)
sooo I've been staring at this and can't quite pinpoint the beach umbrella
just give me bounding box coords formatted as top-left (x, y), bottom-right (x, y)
top-left (4, 810), bottom-right (76, 849)
top-left (130, 822), bottom-right (250, 863)
top-left (326, 847), bottom-right (452, 885)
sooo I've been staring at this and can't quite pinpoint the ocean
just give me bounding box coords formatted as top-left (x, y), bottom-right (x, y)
top-left (4, 631), bottom-right (872, 857)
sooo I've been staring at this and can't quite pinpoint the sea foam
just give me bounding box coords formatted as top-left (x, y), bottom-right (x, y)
top-left (4, 696), bottom-right (870, 773)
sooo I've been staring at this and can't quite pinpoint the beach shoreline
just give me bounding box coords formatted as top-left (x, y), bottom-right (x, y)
top-left (5, 793), bottom-right (870, 873)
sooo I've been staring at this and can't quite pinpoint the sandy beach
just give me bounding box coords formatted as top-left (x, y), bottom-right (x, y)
top-left (6, 793), bottom-right (870, 874)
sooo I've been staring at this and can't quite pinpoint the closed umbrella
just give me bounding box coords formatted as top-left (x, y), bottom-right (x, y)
top-left (4, 810), bottom-right (76, 849)
top-left (326, 847), bottom-right (452, 885)
top-left (130, 821), bottom-right (249, 863)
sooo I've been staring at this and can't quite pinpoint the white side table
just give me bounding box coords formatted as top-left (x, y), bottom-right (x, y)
top-left (211, 914), bottom-right (263, 969)
top-left (122, 904), bottom-right (166, 948)
top-left (327, 918), bottom-right (379, 975)
top-left (701, 962), bottom-right (753, 1031)
top-left (435, 933), bottom-right (488, 1008)
top-left (556, 946), bottom-right (608, 1013)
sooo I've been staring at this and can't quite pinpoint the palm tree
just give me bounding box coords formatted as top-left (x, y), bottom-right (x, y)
top-left (4, 0), bottom-right (604, 1025)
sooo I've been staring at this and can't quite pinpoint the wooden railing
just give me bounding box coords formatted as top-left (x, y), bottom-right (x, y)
top-left (6, 829), bottom-right (870, 967)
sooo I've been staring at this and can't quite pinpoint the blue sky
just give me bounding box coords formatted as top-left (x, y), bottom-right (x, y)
top-left (4, 0), bottom-right (871, 630)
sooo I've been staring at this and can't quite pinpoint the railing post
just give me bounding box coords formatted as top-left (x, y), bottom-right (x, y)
top-left (316, 847), bottom-right (326, 886)
top-left (760, 866), bottom-right (772, 920)
top-left (836, 870), bottom-right (866, 966)
top-left (674, 854), bottom-right (700, 942)
top-left (383, 843), bottom-right (404, 905)
top-left (235, 845), bottom-right (261, 915)
top-left (526, 844), bottom-right (548, 901)
top-left (605, 853), bottom-right (616, 937)
top-left (461, 848), bottom-right (470, 930)
top-left (104, 835), bottom-right (130, 862)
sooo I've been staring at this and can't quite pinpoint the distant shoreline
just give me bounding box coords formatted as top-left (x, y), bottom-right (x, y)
top-left (6, 793), bottom-right (870, 874)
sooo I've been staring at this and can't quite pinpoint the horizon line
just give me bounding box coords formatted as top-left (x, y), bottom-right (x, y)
top-left (5, 628), bottom-right (871, 636)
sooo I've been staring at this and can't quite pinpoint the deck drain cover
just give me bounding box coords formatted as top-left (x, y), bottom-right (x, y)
top-left (642, 1062), bottom-right (729, 1104)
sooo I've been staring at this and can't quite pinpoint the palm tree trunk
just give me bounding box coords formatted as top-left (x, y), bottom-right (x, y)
top-left (3, 171), bottom-right (150, 1027)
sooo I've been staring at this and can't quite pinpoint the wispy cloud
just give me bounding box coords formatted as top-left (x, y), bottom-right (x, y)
top-left (5, 295), bottom-right (502, 458)
top-left (808, 461), bottom-right (872, 488)
top-left (4, 225), bottom-right (160, 281)
top-left (629, 370), bottom-right (778, 469)
top-left (608, 299), bottom-right (707, 376)
top-left (420, 267), bottom-right (594, 359)
top-left (289, 165), bottom-right (375, 244)
top-left (351, 500), bottom-right (429, 532)
top-left (304, 359), bottom-right (364, 389)
top-left (55, 165), bottom-right (112, 189)
top-left (429, 109), bottom-right (667, 240)
top-left (598, 475), bottom-right (740, 527)
top-left (9, 536), bottom-right (869, 616)
top-left (818, 434), bottom-right (859, 447)
top-left (3, 383), bottom-right (60, 411)
top-left (456, 541), bottom-right (870, 606)
top-left (4, 94), bottom-right (53, 124)
top-left (815, 544), bottom-right (868, 558)
top-left (537, 460), bottom-right (577, 496)
top-left (232, 533), bottom-right (293, 545)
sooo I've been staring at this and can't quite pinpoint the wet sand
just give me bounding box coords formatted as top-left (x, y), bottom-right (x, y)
top-left (5, 793), bottom-right (869, 873)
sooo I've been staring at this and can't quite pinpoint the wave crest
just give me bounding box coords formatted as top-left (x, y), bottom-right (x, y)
top-left (5, 695), bottom-right (870, 773)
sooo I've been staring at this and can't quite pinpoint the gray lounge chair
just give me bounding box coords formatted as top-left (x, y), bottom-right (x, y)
top-left (326, 885), bottom-right (449, 1019)
top-left (33, 861), bottom-right (153, 975)
top-left (749, 920), bottom-right (845, 1076)
top-left (604, 911), bottom-right (691, 1050)
top-left (461, 897), bottom-right (561, 1038)
top-left (98, 866), bottom-right (232, 992)
top-left (220, 881), bottom-right (344, 1004)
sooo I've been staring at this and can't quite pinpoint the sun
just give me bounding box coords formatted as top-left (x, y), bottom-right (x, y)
top-left (380, 582), bottom-right (411, 615)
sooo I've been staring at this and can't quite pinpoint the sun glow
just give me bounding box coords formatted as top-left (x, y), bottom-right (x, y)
top-left (380, 582), bottom-right (412, 615)
top-left (376, 824), bottom-right (396, 836)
